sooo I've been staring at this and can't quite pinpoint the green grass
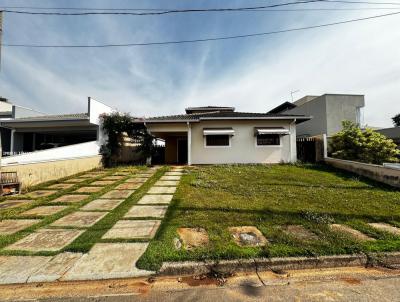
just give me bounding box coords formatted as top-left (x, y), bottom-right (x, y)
top-left (137, 164), bottom-right (400, 271)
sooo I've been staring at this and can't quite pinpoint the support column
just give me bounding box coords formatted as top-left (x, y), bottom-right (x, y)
top-left (187, 122), bottom-right (191, 166)
top-left (10, 129), bottom-right (15, 155)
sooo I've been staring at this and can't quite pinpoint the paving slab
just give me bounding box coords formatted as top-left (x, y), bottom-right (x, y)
top-left (50, 194), bottom-right (88, 204)
top-left (154, 180), bottom-right (179, 187)
top-left (0, 256), bottom-right (51, 284)
top-left (138, 194), bottom-right (173, 205)
top-left (5, 229), bottom-right (84, 252)
top-left (51, 211), bottom-right (107, 228)
top-left (74, 186), bottom-right (104, 194)
top-left (124, 205), bottom-right (168, 218)
top-left (0, 219), bottom-right (41, 235)
top-left (80, 199), bottom-right (124, 211)
top-left (21, 206), bottom-right (68, 217)
top-left (24, 190), bottom-right (57, 198)
top-left (148, 186), bottom-right (176, 194)
top-left (0, 200), bottom-right (30, 210)
top-left (115, 182), bottom-right (142, 190)
top-left (28, 252), bottom-right (83, 283)
top-left (90, 180), bottom-right (116, 186)
top-left (113, 172), bottom-right (131, 176)
top-left (160, 176), bottom-right (181, 181)
top-left (125, 178), bottom-right (146, 183)
top-left (102, 220), bottom-right (160, 239)
top-left (100, 190), bottom-right (134, 199)
top-left (64, 178), bottom-right (91, 183)
top-left (330, 224), bottom-right (375, 241)
top-left (47, 183), bottom-right (75, 190)
top-left (102, 176), bottom-right (125, 181)
top-left (229, 226), bottom-right (268, 247)
top-left (165, 172), bottom-right (183, 176)
top-left (135, 174), bottom-right (152, 178)
top-left (368, 223), bottom-right (400, 236)
top-left (282, 225), bottom-right (319, 241)
top-left (176, 227), bottom-right (209, 250)
top-left (62, 243), bottom-right (152, 281)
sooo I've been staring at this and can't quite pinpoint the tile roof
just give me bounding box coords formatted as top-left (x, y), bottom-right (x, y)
top-left (13, 113), bottom-right (89, 121)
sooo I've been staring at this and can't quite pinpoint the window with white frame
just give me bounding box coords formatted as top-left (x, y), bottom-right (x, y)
top-left (205, 135), bottom-right (230, 146)
top-left (256, 134), bottom-right (280, 146)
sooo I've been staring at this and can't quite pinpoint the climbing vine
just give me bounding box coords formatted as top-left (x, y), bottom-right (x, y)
top-left (99, 112), bottom-right (155, 167)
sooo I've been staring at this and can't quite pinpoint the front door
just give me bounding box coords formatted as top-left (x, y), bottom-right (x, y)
top-left (177, 138), bottom-right (188, 164)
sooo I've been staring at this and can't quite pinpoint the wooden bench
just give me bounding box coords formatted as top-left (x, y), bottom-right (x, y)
top-left (0, 172), bottom-right (21, 196)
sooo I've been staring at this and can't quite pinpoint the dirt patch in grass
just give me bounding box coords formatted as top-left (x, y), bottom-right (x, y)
top-left (176, 228), bottom-right (209, 250)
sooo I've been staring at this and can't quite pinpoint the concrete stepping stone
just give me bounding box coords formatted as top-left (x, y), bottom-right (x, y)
top-left (47, 183), bottom-right (75, 190)
top-left (368, 223), bottom-right (400, 236)
top-left (124, 205), bottom-right (168, 218)
top-left (125, 178), bottom-right (146, 183)
top-left (229, 226), bottom-right (268, 247)
top-left (0, 200), bottom-right (30, 210)
top-left (21, 206), bottom-right (68, 217)
top-left (100, 190), bottom-right (134, 199)
top-left (113, 172), bottom-right (131, 176)
top-left (148, 186), bottom-right (176, 194)
top-left (138, 194), bottom-right (173, 205)
top-left (0, 219), bottom-right (41, 235)
top-left (102, 220), bottom-right (160, 239)
top-left (115, 182), bottom-right (142, 190)
top-left (5, 229), bottom-right (84, 252)
top-left (64, 178), bottom-right (91, 183)
top-left (135, 174), bottom-right (152, 178)
top-left (176, 228), bottom-right (209, 250)
top-left (282, 225), bottom-right (319, 241)
top-left (75, 186), bottom-right (104, 194)
top-left (25, 190), bottom-right (57, 198)
top-left (330, 224), bottom-right (375, 241)
top-left (28, 252), bottom-right (83, 283)
top-left (0, 256), bottom-right (51, 284)
top-left (102, 176), bottom-right (125, 181)
top-left (51, 211), bottom-right (107, 228)
top-left (154, 180), bottom-right (179, 187)
top-left (62, 243), bottom-right (152, 280)
top-left (165, 172), bottom-right (183, 176)
top-left (80, 199), bottom-right (124, 211)
top-left (90, 180), bottom-right (116, 186)
top-left (50, 194), bottom-right (88, 204)
top-left (160, 176), bottom-right (181, 181)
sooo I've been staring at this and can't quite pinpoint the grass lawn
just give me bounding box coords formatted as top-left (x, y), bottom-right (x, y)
top-left (137, 164), bottom-right (400, 271)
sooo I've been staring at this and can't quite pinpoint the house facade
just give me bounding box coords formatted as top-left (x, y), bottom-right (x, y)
top-left (145, 106), bottom-right (310, 165)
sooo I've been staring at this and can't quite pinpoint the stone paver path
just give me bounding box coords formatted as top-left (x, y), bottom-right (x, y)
top-left (130, 177), bottom-right (149, 182)
top-left (90, 180), bottom-right (116, 186)
top-left (124, 205), bottom-right (168, 218)
top-left (125, 178), bottom-right (146, 183)
top-left (47, 183), bottom-right (75, 190)
top-left (64, 178), bottom-right (90, 183)
top-left (115, 182), bottom-right (142, 190)
top-left (148, 186), bottom-right (176, 194)
top-left (0, 200), bottom-right (30, 210)
top-left (0, 256), bottom-right (51, 284)
top-left (102, 176), bottom-right (125, 181)
top-left (138, 194), bottom-right (173, 205)
top-left (154, 180), bottom-right (179, 186)
top-left (368, 223), bottom-right (400, 236)
top-left (102, 220), bottom-right (161, 239)
top-left (51, 211), bottom-right (107, 228)
top-left (330, 224), bottom-right (375, 241)
top-left (0, 219), bottom-right (41, 235)
top-left (165, 172), bottom-right (183, 176)
top-left (21, 206), bottom-right (68, 217)
top-left (80, 199), bottom-right (124, 211)
top-left (75, 186), bottom-right (104, 193)
top-left (62, 243), bottom-right (151, 280)
top-left (51, 195), bottom-right (88, 204)
top-left (25, 190), bottom-right (57, 198)
top-left (5, 229), bottom-right (84, 252)
top-left (100, 190), bottom-right (134, 199)
top-left (160, 175), bottom-right (181, 181)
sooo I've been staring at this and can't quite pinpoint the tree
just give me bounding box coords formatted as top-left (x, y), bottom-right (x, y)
top-left (331, 121), bottom-right (399, 165)
top-left (99, 112), bottom-right (154, 167)
top-left (392, 113), bottom-right (400, 127)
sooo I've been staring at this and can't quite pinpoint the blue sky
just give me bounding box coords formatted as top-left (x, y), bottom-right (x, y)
top-left (1, 0), bottom-right (399, 127)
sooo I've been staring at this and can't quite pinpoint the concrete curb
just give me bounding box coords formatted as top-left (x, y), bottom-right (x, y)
top-left (158, 252), bottom-right (400, 276)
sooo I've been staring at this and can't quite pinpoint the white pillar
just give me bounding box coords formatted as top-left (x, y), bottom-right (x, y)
top-left (323, 133), bottom-right (328, 159)
top-left (289, 121), bottom-right (297, 163)
top-left (10, 129), bottom-right (15, 155)
top-left (187, 122), bottom-right (191, 166)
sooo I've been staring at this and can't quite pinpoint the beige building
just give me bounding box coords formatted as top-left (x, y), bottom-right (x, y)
top-left (145, 106), bottom-right (310, 165)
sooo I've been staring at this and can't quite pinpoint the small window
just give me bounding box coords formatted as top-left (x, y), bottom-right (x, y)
top-left (256, 134), bottom-right (280, 146)
top-left (205, 135), bottom-right (230, 146)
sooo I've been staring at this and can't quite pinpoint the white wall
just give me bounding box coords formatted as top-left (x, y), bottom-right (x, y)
top-left (88, 97), bottom-right (115, 125)
top-left (1, 141), bottom-right (99, 166)
top-left (190, 120), bottom-right (294, 164)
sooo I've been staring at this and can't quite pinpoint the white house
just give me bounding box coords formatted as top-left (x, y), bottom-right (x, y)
top-left (145, 106), bottom-right (311, 165)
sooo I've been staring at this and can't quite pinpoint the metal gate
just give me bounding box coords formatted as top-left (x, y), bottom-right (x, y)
top-left (296, 137), bottom-right (317, 163)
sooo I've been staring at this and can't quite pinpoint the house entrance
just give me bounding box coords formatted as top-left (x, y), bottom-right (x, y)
top-left (177, 138), bottom-right (188, 164)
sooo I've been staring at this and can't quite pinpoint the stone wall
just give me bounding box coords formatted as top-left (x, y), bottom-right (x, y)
top-left (325, 157), bottom-right (400, 188)
top-left (1, 155), bottom-right (102, 190)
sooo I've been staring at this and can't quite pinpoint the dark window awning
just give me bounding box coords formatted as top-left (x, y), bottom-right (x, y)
top-left (254, 127), bottom-right (290, 135)
top-left (203, 128), bottom-right (235, 136)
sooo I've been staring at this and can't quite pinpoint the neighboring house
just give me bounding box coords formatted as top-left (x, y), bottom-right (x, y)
top-left (145, 106), bottom-right (310, 165)
top-left (268, 94), bottom-right (365, 137)
top-left (376, 127), bottom-right (400, 146)
top-left (0, 97), bottom-right (114, 166)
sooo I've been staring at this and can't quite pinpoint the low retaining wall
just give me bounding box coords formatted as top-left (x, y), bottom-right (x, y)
top-left (1, 155), bottom-right (102, 190)
top-left (325, 157), bottom-right (400, 188)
